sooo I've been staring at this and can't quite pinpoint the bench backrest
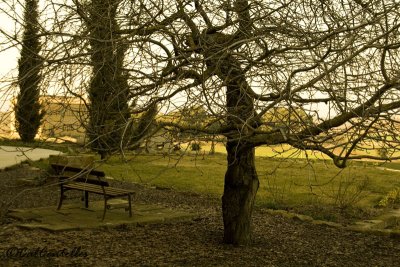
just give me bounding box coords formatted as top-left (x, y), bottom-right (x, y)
top-left (51, 163), bottom-right (109, 187)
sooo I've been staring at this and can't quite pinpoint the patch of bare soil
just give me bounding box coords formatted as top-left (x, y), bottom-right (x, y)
top-left (0, 165), bottom-right (400, 266)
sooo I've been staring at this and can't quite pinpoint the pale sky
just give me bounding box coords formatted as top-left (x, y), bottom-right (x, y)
top-left (0, 1), bottom-right (19, 77)
top-left (0, 1), bottom-right (20, 112)
top-left (0, 45), bottom-right (18, 112)
top-left (0, 3), bottom-right (331, 118)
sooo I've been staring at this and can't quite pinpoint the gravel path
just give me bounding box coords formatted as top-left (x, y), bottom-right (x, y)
top-left (1, 166), bottom-right (400, 266)
top-left (0, 146), bottom-right (61, 170)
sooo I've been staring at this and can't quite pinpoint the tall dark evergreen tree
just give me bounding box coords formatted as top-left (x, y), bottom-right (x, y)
top-left (86, 0), bottom-right (130, 158)
top-left (15, 0), bottom-right (44, 142)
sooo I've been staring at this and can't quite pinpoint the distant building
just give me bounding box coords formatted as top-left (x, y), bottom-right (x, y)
top-left (6, 95), bottom-right (88, 143)
top-left (39, 95), bottom-right (88, 143)
top-left (0, 111), bottom-right (13, 137)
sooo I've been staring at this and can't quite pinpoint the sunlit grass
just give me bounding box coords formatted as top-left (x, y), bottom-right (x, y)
top-left (100, 152), bottom-right (400, 220)
top-left (199, 142), bottom-right (327, 159)
top-left (16, 137), bottom-right (400, 222)
top-left (4, 134), bottom-right (400, 222)
top-left (102, 154), bottom-right (227, 196)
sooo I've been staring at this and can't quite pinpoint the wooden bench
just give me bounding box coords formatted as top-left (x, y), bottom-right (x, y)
top-left (51, 163), bottom-right (135, 220)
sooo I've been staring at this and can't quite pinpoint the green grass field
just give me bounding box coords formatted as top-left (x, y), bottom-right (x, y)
top-left (97, 151), bottom-right (400, 222)
top-left (9, 137), bottom-right (398, 223)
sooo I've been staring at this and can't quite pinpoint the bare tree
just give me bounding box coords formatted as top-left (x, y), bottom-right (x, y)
top-left (2, 0), bottom-right (400, 246)
top-left (117, 0), bottom-right (400, 245)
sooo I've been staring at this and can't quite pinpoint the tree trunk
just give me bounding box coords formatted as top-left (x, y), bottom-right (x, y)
top-left (222, 141), bottom-right (259, 245)
top-left (209, 138), bottom-right (215, 155)
top-left (204, 48), bottom-right (258, 245)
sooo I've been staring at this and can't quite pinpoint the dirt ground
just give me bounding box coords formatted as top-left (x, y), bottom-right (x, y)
top-left (1, 165), bottom-right (400, 267)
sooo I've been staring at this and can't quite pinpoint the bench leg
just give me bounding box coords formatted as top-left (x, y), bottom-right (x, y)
top-left (57, 186), bottom-right (64, 210)
top-left (102, 197), bottom-right (107, 221)
top-left (128, 194), bottom-right (132, 217)
top-left (84, 191), bottom-right (89, 208)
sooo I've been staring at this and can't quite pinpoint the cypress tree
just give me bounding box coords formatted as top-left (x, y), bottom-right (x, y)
top-left (86, 0), bottom-right (130, 158)
top-left (15, 0), bottom-right (44, 142)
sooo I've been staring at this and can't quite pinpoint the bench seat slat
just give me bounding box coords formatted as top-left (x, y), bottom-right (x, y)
top-left (63, 182), bottom-right (134, 193)
top-left (64, 182), bottom-right (134, 197)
